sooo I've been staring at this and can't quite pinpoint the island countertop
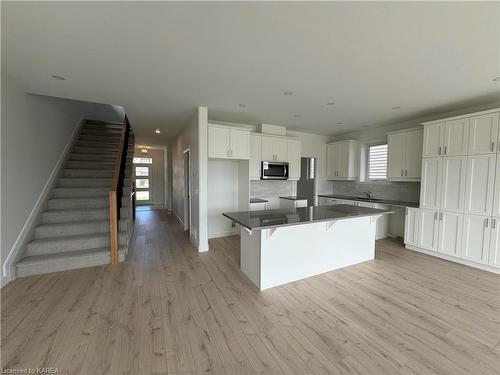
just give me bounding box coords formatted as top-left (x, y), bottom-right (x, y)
top-left (223, 204), bottom-right (393, 230)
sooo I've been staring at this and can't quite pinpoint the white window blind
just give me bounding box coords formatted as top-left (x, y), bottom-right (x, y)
top-left (368, 143), bottom-right (388, 180)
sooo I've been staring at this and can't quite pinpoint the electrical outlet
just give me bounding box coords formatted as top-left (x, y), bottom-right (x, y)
top-left (231, 221), bottom-right (236, 228)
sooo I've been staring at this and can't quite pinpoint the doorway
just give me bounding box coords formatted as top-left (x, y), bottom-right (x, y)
top-left (133, 157), bottom-right (153, 205)
top-left (183, 149), bottom-right (191, 234)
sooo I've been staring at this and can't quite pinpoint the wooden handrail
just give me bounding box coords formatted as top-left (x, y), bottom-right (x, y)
top-left (109, 115), bottom-right (131, 264)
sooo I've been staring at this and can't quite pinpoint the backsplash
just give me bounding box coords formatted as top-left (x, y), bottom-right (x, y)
top-left (331, 181), bottom-right (420, 203)
top-left (250, 180), bottom-right (295, 198)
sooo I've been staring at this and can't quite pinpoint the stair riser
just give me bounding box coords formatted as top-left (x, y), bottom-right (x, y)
top-left (26, 234), bottom-right (127, 256)
top-left (40, 208), bottom-right (130, 224)
top-left (81, 128), bottom-right (123, 136)
top-left (52, 187), bottom-right (131, 198)
top-left (78, 134), bottom-right (121, 142)
top-left (73, 146), bottom-right (119, 155)
top-left (57, 178), bottom-right (113, 188)
top-left (47, 197), bottom-right (130, 210)
top-left (66, 161), bottom-right (115, 170)
top-left (69, 153), bottom-right (117, 162)
top-left (84, 123), bottom-right (124, 130)
top-left (75, 141), bottom-right (120, 149)
top-left (61, 169), bottom-right (115, 178)
top-left (35, 220), bottom-right (128, 239)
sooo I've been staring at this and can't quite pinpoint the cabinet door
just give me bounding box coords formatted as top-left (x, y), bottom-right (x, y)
top-left (337, 142), bottom-right (351, 178)
top-left (326, 143), bottom-right (338, 179)
top-left (249, 134), bottom-right (262, 179)
top-left (422, 123), bottom-right (444, 157)
top-left (417, 209), bottom-right (439, 251)
top-left (489, 218), bottom-right (500, 268)
top-left (491, 154), bottom-right (500, 217)
top-left (420, 157), bottom-right (442, 210)
top-left (443, 119), bottom-right (469, 156)
top-left (208, 126), bottom-right (230, 159)
top-left (440, 156), bottom-right (467, 213)
top-left (464, 154), bottom-right (495, 216)
top-left (387, 133), bottom-right (406, 179)
top-left (462, 214), bottom-right (490, 264)
top-left (404, 208), bottom-right (419, 246)
top-left (437, 212), bottom-right (463, 257)
top-left (230, 129), bottom-right (250, 159)
top-left (287, 139), bottom-right (301, 179)
top-left (261, 137), bottom-right (274, 161)
top-left (274, 138), bottom-right (288, 162)
top-left (404, 130), bottom-right (423, 178)
top-left (468, 113), bottom-right (499, 155)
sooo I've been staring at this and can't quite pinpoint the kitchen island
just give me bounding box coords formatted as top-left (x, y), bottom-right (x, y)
top-left (223, 204), bottom-right (393, 290)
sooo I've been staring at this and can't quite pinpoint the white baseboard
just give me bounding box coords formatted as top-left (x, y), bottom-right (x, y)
top-left (405, 244), bottom-right (500, 275)
top-left (2, 116), bottom-right (86, 282)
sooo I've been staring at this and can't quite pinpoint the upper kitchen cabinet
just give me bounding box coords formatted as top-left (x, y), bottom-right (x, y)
top-left (422, 119), bottom-right (469, 157)
top-left (249, 134), bottom-right (262, 180)
top-left (468, 113), bottom-right (500, 155)
top-left (326, 140), bottom-right (357, 180)
top-left (287, 139), bottom-right (301, 180)
top-left (262, 136), bottom-right (287, 162)
top-left (208, 125), bottom-right (250, 160)
top-left (387, 128), bottom-right (423, 181)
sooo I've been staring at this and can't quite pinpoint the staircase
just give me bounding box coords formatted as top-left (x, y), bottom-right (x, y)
top-left (16, 120), bottom-right (135, 277)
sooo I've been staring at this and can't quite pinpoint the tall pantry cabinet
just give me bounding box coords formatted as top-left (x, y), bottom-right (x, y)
top-left (406, 109), bottom-right (500, 272)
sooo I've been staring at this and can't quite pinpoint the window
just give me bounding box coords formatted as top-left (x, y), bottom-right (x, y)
top-left (136, 178), bottom-right (149, 189)
top-left (367, 143), bottom-right (388, 180)
top-left (133, 157), bottom-right (152, 164)
top-left (136, 191), bottom-right (150, 201)
top-left (135, 167), bottom-right (149, 177)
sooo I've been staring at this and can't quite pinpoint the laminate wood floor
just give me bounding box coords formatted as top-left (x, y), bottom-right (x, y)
top-left (1, 210), bottom-right (500, 374)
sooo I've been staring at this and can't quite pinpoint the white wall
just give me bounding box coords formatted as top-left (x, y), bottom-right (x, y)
top-left (172, 107), bottom-right (209, 252)
top-left (1, 77), bottom-right (125, 284)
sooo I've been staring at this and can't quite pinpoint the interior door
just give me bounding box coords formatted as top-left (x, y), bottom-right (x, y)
top-left (404, 130), bottom-right (423, 178)
top-left (468, 113), bottom-right (499, 155)
top-left (387, 133), bottom-right (405, 179)
top-left (230, 129), bottom-right (250, 159)
top-left (420, 157), bottom-right (442, 210)
top-left (422, 123), bottom-right (443, 157)
top-left (489, 218), bottom-right (500, 268)
top-left (440, 156), bottom-right (467, 213)
top-left (464, 154), bottom-right (496, 216)
top-left (208, 126), bottom-right (230, 159)
top-left (437, 212), bottom-right (463, 256)
top-left (462, 214), bottom-right (490, 264)
top-left (274, 138), bottom-right (288, 162)
top-left (443, 119), bottom-right (469, 156)
top-left (417, 209), bottom-right (439, 251)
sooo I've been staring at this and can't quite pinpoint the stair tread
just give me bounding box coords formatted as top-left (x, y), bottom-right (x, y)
top-left (42, 208), bottom-right (108, 215)
top-left (29, 233), bottom-right (109, 245)
top-left (18, 247), bottom-right (126, 265)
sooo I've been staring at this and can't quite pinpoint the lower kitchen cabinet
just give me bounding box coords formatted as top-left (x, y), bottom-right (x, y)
top-left (404, 207), bottom-right (419, 246)
top-left (437, 212), bottom-right (463, 257)
top-left (417, 209), bottom-right (439, 251)
top-left (489, 217), bottom-right (500, 268)
top-left (461, 214), bottom-right (490, 265)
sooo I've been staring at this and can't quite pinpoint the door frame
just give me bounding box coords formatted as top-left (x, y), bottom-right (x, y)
top-left (183, 149), bottom-right (191, 233)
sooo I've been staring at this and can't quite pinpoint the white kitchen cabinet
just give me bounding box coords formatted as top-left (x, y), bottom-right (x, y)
top-left (387, 128), bottom-right (423, 181)
top-left (417, 209), bottom-right (439, 251)
top-left (404, 207), bottom-right (420, 246)
top-left (437, 212), bottom-right (463, 257)
top-left (420, 157), bottom-right (442, 210)
top-left (461, 214), bottom-right (490, 265)
top-left (464, 154), bottom-right (496, 216)
top-left (468, 113), bottom-right (499, 155)
top-left (491, 154), bottom-right (500, 217)
top-left (287, 139), bottom-right (301, 180)
top-left (440, 156), bottom-right (467, 213)
top-left (326, 140), bottom-right (357, 180)
top-left (262, 136), bottom-right (287, 162)
top-left (208, 125), bottom-right (250, 160)
top-left (318, 197), bottom-right (342, 206)
top-left (280, 198), bottom-right (307, 209)
top-left (250, 202), bottom-right (268, 211)
top-left (422, 122), bottom-right (444, 158)
top-left (488, 217), bottom-right (500, 268)
top-left (443, 119), bottom-right (469, 156)
top-left (249, 134), bottom-right (262, 180)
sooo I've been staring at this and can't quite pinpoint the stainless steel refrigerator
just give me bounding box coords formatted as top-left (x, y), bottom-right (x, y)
top-left (296, 157), bottom-right (317, 206)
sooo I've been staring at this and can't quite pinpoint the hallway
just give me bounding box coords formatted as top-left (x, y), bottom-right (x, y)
top-left (1, 210), bottom-right (499, 374)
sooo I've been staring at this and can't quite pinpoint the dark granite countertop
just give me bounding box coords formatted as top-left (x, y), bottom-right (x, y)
top-left (279, 196), bottom-right (308, 201)
top-left (317, 194), bottom-right (419, 208)
top-left (250, 198), bottom-right (269, 203)
top-left (223, 204), bottom-right (394, 231)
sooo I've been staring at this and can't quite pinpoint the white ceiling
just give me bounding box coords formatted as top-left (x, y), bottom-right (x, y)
top-left (3, 2), bottom-right (500, 145)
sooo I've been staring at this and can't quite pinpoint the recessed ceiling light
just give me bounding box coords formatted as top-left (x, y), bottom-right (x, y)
top-left (392, 106), bottom-right (401, 110)
top-left (336, 122), bottom-right (344, 125)
top-left (293, 114), bottom-right (301, 118)
top-left (51, 75), bottom-right (65, 80)
top-left (493, 77), bottom-right (500, 82)
top-left (283, 91), bottom-right (293, 96)
top-left (326, 102), bottom-right (335, 106)
top-left (155, 128), bottom-right (161, 134)
top-left (238, 103), bottom-right (247, 108)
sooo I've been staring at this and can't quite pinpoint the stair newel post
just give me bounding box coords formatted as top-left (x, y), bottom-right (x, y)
top-left (110, 115), bottom-right (130, 265)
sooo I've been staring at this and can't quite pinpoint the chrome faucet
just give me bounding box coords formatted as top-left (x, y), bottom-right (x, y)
top-left (362, 191), bottom-right (374, 200)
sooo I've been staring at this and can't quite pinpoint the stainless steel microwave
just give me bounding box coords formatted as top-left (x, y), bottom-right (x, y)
top-left (261, 161), bottom-right (289, 180)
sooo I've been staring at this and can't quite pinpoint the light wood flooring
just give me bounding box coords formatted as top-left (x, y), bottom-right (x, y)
top-left (1, 210), bottom-right (500, 374)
